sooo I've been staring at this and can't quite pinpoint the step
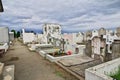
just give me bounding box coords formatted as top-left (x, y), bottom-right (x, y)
top-left (3, 65), bottom-right (15, 80)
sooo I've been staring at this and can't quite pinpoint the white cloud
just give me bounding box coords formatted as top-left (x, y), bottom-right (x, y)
top-left (0, 0), bottom-right (120, 32)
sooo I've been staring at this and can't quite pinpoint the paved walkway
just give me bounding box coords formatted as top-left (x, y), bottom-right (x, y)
top-left (0, 40), bottom-right (78, 80)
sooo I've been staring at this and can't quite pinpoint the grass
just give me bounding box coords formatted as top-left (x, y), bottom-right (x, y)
top-left (54, 70), bottom-right (63, 77)
top-left (110, 67), bottom-right (120, 80)
top-left (0, 43), bottom-right (3, 46)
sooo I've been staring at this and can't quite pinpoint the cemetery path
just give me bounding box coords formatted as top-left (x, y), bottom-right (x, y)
top-left (0, 39), bottom-right (78, 80)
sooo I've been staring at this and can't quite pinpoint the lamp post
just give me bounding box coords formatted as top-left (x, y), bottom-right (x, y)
top-left (0, 0), bottom-right (4, 12)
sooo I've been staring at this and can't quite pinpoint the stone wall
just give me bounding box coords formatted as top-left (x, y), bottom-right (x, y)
top-left (85, 40), bottom-right (92, 57)
top-left (0, 27), bottom-right (9, 43)
top-left (112, 40), bottom-right (120, 59)
top-left (85, 58), bottom-right (120, 80)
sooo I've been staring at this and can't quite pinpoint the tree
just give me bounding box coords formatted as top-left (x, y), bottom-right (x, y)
top-left (31, 31), bottom-right (34, 33)
top-left (11, 30), bottom-right (16, 38)
top-left (16, 31), bottom-right (20, 38)
top-left (31, 30), bottom-right (36, 35)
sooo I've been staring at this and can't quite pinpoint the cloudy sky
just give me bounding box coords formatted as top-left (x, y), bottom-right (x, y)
top-left (0, 0), bottom-right (120, 32)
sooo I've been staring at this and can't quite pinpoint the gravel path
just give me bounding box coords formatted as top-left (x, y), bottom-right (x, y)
top-left (0, 40), bottom-right (78, 80)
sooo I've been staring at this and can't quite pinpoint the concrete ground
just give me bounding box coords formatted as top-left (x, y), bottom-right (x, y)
top-left (0, 40), bottom-right (79, 80)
